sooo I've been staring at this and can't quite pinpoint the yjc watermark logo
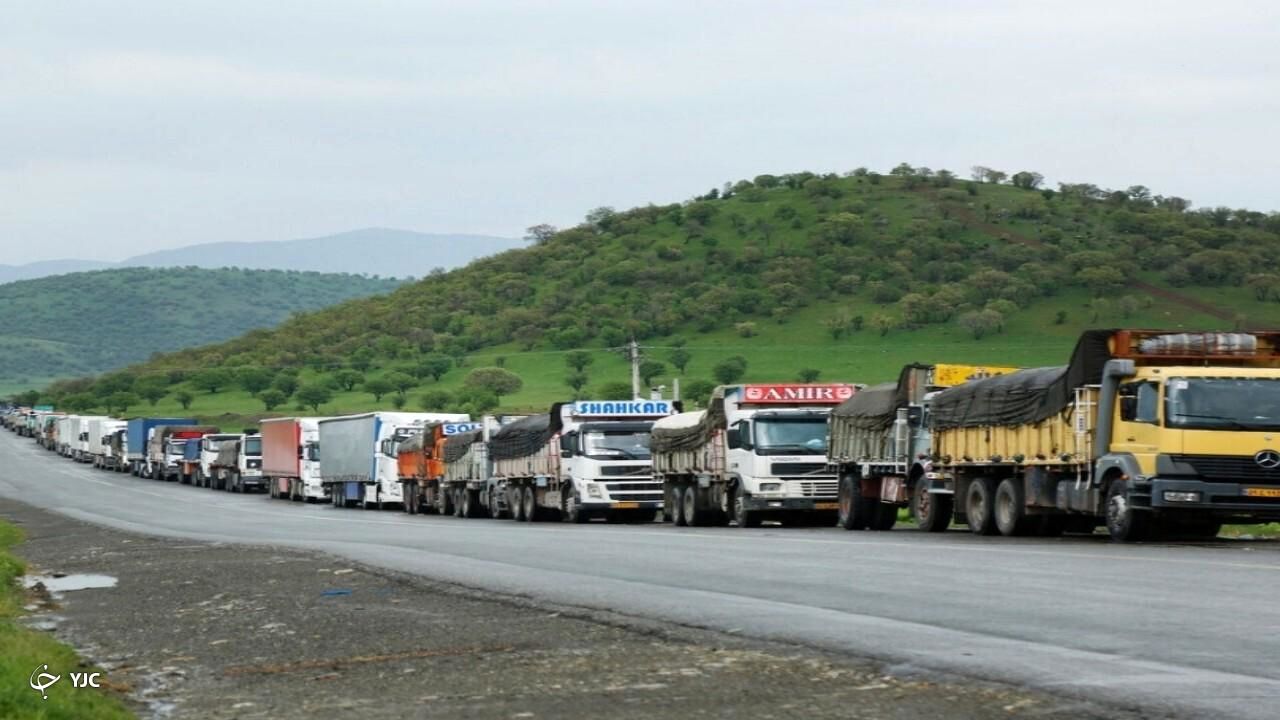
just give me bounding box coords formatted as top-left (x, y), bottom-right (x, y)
top-left (29, 663), bottom-right (102, 700)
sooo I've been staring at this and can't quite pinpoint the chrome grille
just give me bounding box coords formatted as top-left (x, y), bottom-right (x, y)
top-left (1171, 455), bottom-right (1280, 485)
top-left (795, 480), bottom-right (838, 498)
top-left (771, 462), bottom-right (828, 476)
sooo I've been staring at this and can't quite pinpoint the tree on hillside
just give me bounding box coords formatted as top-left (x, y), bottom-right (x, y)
top-left (712, 356), bottom-right (748, 385)
top-left (64, 393), bottom-right (97, 412)
top-left (525, 224), bottom-right (558, 245)
top-left (332, 369), bottom-right (364, 392)
top-left (596, 381), bottom-right (633, 400)
top-left (296, 384), bottom-right (333, 413)
top-left (259, 389), bottom-right (287, 411)
top-left (639, 360), bottom-right (667, 386)
top-left (1076, 266), bottom-right (1126, 296)
top-left (959, 309), bottom-right (1003, 339)
top-left (174, 390), bottom-right (194, 410)
top-left (1010, 171), bottom-right (1044, 189)
top-left (137, 380), bottom-right (168, 407)
top-left (350, 347), bottom-right (375, 372)
top-left (385, 371), bottom-right (416, 398)
top-left (272, 374), bottom-right (299, 398)
top-left (565, 371), bottom-right (589, 394)
top-left (565, 350), bottom-right (593, 373)
top-left (238, 366), bottom-right (275, 397)
top-left (464, 367), bottom-right (523, 401)
top-left (419, 390), bottom-right (452, 410)
top-left (106, 391), bottom-right (139, 415)
top-left (193, 368), bottom-right (233, 394)
top-left (416, 354), bottom-right (452, 382)
top-left (669, 347), bottom-right (691, 374)
top-left (872, 313), bottom-right (896, 337)
top-left (391, 394), bottom-right (407, 409)
top-left (681, 379), bottom-right (717, 407)
top-left (797, 368), bottom-right (822, 383)
top-left (363, 377), bottom-right (394, 402)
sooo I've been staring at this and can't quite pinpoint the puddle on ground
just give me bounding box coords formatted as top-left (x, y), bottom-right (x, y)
top-left (23, 573), bottom-right (118, 592)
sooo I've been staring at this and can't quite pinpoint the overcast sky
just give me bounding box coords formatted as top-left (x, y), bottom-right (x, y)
top-left (2, 1), bottom-right (1277, 265)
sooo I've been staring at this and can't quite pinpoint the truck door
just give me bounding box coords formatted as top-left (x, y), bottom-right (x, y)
top-left (1111, 380), bottom-right (1162, 466)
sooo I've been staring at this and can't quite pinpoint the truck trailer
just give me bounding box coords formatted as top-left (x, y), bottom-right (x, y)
top-left (651, 384), bottom-right (855, 527)
top-left (491, 400), bottom-right (677, 523)
top-left (398, 420), bottom-right (482, 516)
top-left (829, 364), bottom-right (1018, 532)
top-left (926, 330), bottom-right (1280, 541)
top-left (126, 417), bottom-right (197, 475)
top-left (320, 412), bottom-right (469, 509)
top-left (262, 417), bottom-right (327, 502)
top-left (88, 419), bottom-right (126, 469)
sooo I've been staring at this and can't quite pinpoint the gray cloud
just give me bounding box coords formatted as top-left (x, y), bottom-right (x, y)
top-left (2, 0), bottom-right (1277, 264)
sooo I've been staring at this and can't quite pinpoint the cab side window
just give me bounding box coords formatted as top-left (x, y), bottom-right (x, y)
top-left (1119, 382), bottom-right (1159, 424)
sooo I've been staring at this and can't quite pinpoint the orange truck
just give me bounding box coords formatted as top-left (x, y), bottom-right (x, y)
top-left (398, 420), bottom-right (483, 516)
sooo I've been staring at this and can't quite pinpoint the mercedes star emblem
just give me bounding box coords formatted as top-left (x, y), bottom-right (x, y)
top-left (1255, 450), bottom-right (1280, 470)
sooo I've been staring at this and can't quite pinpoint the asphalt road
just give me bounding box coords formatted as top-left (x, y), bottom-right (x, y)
top-left (4, 430), bottom-right (1278, 720)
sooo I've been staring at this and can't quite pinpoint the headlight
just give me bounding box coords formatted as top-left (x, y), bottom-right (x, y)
top-left (1163, 491), bottom-right (1201, 503)
top-left (759, 482), bottom-right (782, 493)
top-left (587, 484), bottom-right (602, 498)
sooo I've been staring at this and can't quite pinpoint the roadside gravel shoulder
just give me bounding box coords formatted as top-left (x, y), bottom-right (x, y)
top-left (3, 499), bottom-right (1146, 720)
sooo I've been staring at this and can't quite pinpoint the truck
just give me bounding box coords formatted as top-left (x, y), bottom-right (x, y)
top-left (88, 418), bottom-right (126, 469)
top-left (147, 425), bottom-right (219, 481)
top-left (126, 417), bottom-right (197, 476)
top-left (829, 364), bottom-right (1019, 532)
top-left (320, 412), bottom-right (469, 509)
top-left (71, 415), bottom-right (109, 462)
top-left (262, 418), bottom-right (327, 502)
top-left (55, 415), bottom-right (76, 456)
top-left (398, 420), bottom-right (483, 515)
top-left (192, 433), bottom-right (242, 488)
top-left (924, 330), bottom-right (1280, 542)
top-left (491, 400), bottom-right (677, 523)
top-left (651, 384), bottom-right (855, 528)
top-left (209, 433), bottom-right (265, 492)
top-left (435, 415), bottom-right (528, 519)
top-left (103, 426), bottom-right (129, 471)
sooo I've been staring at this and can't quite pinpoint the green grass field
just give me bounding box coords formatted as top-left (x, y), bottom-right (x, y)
top-left (0, 521), bottom-right (133, 720)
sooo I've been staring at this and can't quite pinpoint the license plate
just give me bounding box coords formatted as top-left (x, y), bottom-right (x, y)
top-left (611, 501), bottom-right (639, 509)
top-left (813, 502), bottom-right (839, 510)
top-left (1244, 487), bottom-right (1280, 498)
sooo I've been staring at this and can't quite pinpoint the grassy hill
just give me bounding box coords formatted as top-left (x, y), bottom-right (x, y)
top-left (0, 267), bottom-right (403, 393)
top-left (16, 166), bottom-right (1280, 423)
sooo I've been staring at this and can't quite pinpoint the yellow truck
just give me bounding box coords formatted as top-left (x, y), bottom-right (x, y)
top-left (829, 363), bottom-right (1019, 532)
top-left (928, 329), bottom-right (1280, 541)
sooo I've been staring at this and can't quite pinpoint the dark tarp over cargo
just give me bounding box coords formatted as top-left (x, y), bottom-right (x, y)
top-left (929, 330), bottom-right (1115, 429)
top-left (651, 398), bottom-right (727, 454)
top-left (443, 428), bottom-right (482, 464)
top-left (397, 429), bottom-right (428, 456)
top-left (214, 440), bottom-right (241, 467)
top-left (830, 363), bottom-right (930, 431)
top-left (488, 404), bottom-right (567, 461)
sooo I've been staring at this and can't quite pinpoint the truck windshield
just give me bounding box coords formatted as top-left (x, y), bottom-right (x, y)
top-left (167, 440), bottom-right (186, 454)
top-left (305, 443), bottom-right (320, 461)
top-left (244, 437), bottom-right (262, 456)
top-left (1166, 377), bottom-right (1280, 431)
top-left (582, 431), bottom-right (652, 460)
top-left (753, 418), bottom-right (828, 455)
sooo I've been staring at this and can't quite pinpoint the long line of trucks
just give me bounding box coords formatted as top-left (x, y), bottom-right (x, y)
top-left (7, 329), bottom-right (1280, 542)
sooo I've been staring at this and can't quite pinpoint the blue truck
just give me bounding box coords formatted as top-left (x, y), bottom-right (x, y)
top-left (126, 417), bottom-right (197, 476)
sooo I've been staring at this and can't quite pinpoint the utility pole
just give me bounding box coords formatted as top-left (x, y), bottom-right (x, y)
top-left (629, 338), bottom-right (641, 399)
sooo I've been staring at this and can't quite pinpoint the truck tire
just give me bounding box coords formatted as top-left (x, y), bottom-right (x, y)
top-left (994, 478), bottom-right (1033, 537)
top-left (837, 475), bottom-right (871, 530)
top-left (462, 489), bottom-right (480, 518)
top-left (1105, 479), bottom-right (1149, 542)
top-left (870, 503), bottom-right (898, 531)
top-left (683, 484), bottom-right (705, 527)
top-left (404, 483), bottom-right (418, 514)
top-left (452, 488), bottom-right (464, 517)
top-left (671, 485), bottom-right (687, 526)
top-left (964, 478), bottom-right (999, 536)
top-left (733, 487), bottom-right (762, 528)
top-left (563, 488), bottom-right (589, 524)
top-left (521, 485), bottom-right (537, 522)
top-left (911, 481), bottom-right (952, 533)
top-left (509, 487), bottom-right (524, 521)
top-left (488, 489), bottom-right (504, 519)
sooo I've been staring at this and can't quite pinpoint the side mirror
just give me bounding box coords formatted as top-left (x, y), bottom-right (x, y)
top-left (906, 406), bottom-right (923, 426)
top-left (1119, 396), bottom-right (1138, 422)
top-left (559, 433), bottom-right (575, 458)
top-left (726, 428), bottom-right (741, 449)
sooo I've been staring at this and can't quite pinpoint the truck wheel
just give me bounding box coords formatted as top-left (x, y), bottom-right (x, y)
top-left (404, 484), bottom-right (417, 514)
top-left (837, 475), bottom-right (870, 530)
top-left (441, 486), bottom-right (456, 516)
top-left (964, 478), bottom-right (999, 536)
top-left (563, 488), bottom-right (589, 524)
top-left (870, 503), bottom-right (898, 531)
top-left (994, 478), bottom-right (1032, 537)
top-left (911, 481), bottom-right (952, 533)
top-left (509, 487), bottom-right (524, 521)
top-left (733, 488), bottom-right (762, 528)
top-left (683, 484), bottom-right (704, 527)
top-left (489, 489), bottom-right (504, 519)
top-left (451, 489), bottom-right (464, 517)
top-left (671, 485), bottom-right (687, 526)
top-left (521, 485), bottom-right (537, 522)
top-left (1105, 479), bottom-right (1149, 542)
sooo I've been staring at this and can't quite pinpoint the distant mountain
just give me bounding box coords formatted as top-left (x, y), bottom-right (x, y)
top-left (0, 266), bottom-right (403, 388)
top-left (1, 228), bottom-right (522, 285)
top-left (120, 228), bottom-right (521, 278)
top-left (0, 259), bottom-right (115, 284)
